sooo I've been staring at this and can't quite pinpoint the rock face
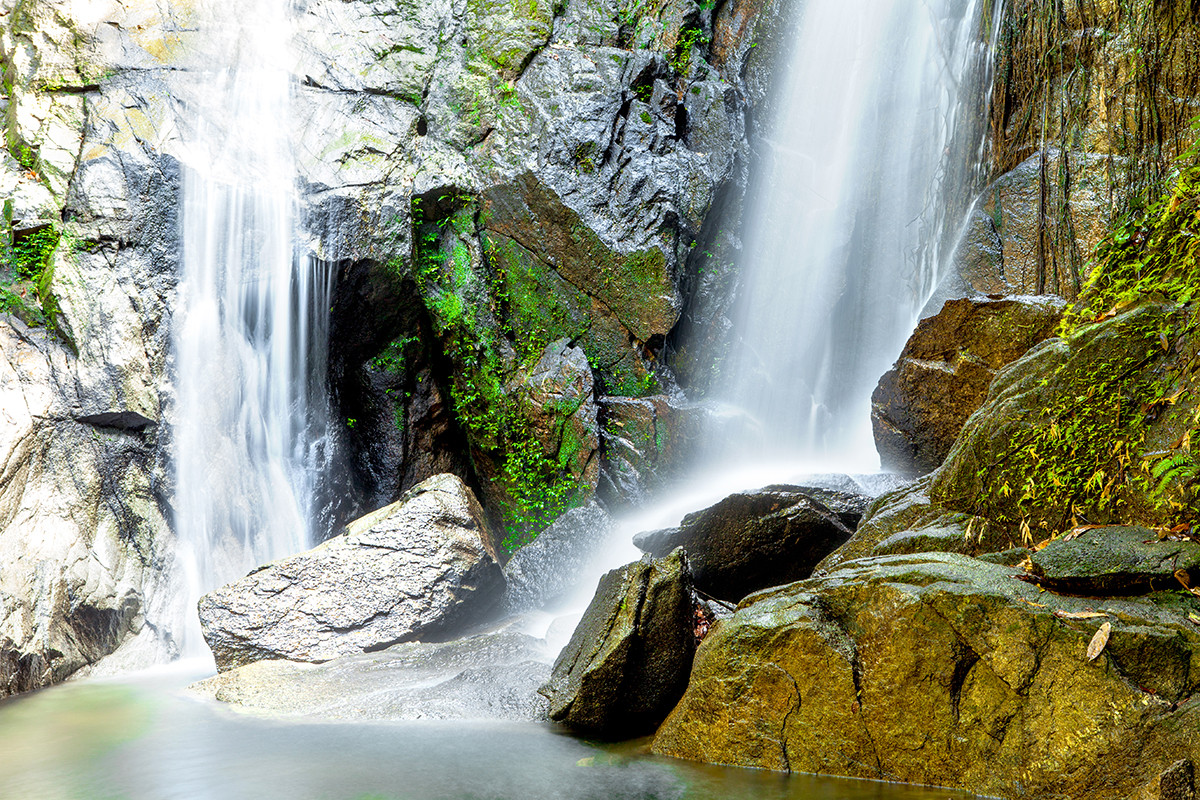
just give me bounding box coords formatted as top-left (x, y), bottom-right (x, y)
top-left (0, 1), bottom-right (184, 693)
top-left (189, 630), bottom-right (551, 722)
top-left (872, 295), bottom-right (1065, 476)
top-left (597, 393), bottom-right (710, 507)
top-left (654, 552), bottom-right (1200, 800)
top-left (634, 486), bottom-right (862, 603)
top-left (502, 500), bottom-right (614, 613)
top-left (541, 549), bottom-right (696, 737)
top-left (957, 2), bottom-right (1200, 299)
top-left (198, 475), bottom-right (504, 671)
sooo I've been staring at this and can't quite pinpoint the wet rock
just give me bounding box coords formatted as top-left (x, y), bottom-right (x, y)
top-left (0, 314), bottom-right (174, 697)
top-left (1160, 760), bottom-right (1196, 800)
top-left (541, 549), bottom-right (696, 737)
top-left (198, 474), bottom-right (505, 671)
top-left (949, 205), bottom-right (1009, 295)
top-left (511, 338), bottom-right (601, 503)
top-left (634, 486), bottom-right (861, 603)
top-left (502, 501), bottom-right (614, 613)
top-left (813, 478), bottom-right (1008, 575)
top-left (188, 630), bottom-right (551, 721)
top-left (1028, 526), bottom-right (1200, 596)
top-left (597, 394), bottom-right (709, 506)
top-left (872, 295), bottom-right (1065, 476)
top-left (930, 303), bottom-right (1200, 540)
top-left (653, 552), bottom-right (1200, 799)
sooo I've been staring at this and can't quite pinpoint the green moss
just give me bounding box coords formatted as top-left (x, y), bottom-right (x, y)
top-left (952, 159), bottom-right (1200, 539)
top-left (413, 197), bottom-right (585, 546)
top-left (669, 27), bottom-right (709, 75)
top-left (0, 220), bottom-right (60, 328)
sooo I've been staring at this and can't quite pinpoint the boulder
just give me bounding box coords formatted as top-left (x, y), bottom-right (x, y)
top-left (872, 295), bottom-right (1065, 476)
top-left (188, 630), bottom-right (551, 721)
top-left (198, 474), bottom-right (504, 671)
top-left (634, 485), bottom-right (862, 603)
top-left (814, 477), bottom-right (1008, 575)
top-left (653, 552), bottom-right (1200, 800)
top-left (540, 549), bottom-right (697, 737)
top-left (1028, 525), bottom-right (1200, 595)
top-left (930, 302), bottom-right (1200, 540)
top-left (502, 500), bottom-right (614, 613)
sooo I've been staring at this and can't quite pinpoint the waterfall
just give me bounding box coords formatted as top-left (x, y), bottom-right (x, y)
top-left (717, 0), bottom-right (997, 473)
top-left (171, 0), bottom-right (334, 654)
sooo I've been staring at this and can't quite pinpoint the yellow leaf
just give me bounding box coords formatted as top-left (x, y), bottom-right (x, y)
top-left (1087, 622), bottom-right (1112, 661)
top-left (1189, 613), bottom-right (1200, 626)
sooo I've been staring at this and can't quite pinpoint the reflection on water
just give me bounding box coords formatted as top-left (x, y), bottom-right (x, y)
top-left (0, 676), bottom-right (975, 800)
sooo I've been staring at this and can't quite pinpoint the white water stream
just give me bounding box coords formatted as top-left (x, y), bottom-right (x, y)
top-left (717, 0), bottom-right (997, 474)
top-left (171, 0), bottom-right (334, 655)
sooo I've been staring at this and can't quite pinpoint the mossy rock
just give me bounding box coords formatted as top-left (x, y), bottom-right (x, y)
top-left (930, 302), bottom-right (1200, 540)
top-left (541, 548), bottom-right (696, 737)
top-left (654, 552), bottom-right (1200, 799)
top-left (1028, 525), bottom-right (1200, 596)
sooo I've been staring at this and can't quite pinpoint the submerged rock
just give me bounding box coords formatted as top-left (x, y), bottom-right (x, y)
top-left (198, 474), bottom-right (504, 671)
top-left (541, 549), bottom-right (696, 737)
top-left (871, 295), bottom-right (1065, 476)
top-left (634, 485), bottom-right (862, 603)
top-left (653, 552), bottom-right (1200, 799)
top-left (189, 630), bottom-right (551, 721)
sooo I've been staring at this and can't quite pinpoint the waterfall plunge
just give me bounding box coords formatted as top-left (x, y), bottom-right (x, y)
top-left (718, 0), bottom-right (997, 473)
top-left (172, 0), bottom-right (334, 654)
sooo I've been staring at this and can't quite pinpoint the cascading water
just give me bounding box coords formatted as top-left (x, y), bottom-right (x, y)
top-left (718, 0), bottom-right (997, 473)
top-left (172, 0), bottom-right (334, 654)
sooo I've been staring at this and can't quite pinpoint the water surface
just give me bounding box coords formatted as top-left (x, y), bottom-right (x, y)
top-left (1, 674), bottom-right (977, 800)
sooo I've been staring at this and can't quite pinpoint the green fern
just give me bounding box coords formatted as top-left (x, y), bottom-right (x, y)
top-left (1151, 450), bottom-right (1198, 495)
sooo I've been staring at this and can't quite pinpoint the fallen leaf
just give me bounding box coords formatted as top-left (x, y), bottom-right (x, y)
top-left (1032, 537), bottom-right (1053, 552)
top-left (1087, 622), bottom-right (1112, 661)
top-left (1189, 612), bottom-right (1200, 626)
top-left (1176, 569), bottom-right (1194, 590)
top-left (1092, 306), bottom-right (1119, 323)
top-left (1018, 597), bottom-right (1047, 608)
top-left (1063, 524), bottom-right (1108, 542)
top-left (1054, 610), bottom-right (1108, 620)
top-left (1158, 523), bottom-right (1193, 541)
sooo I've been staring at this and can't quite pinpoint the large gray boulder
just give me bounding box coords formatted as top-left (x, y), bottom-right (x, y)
top-left (541, 548), bottom-right (697, 737)
top-left (198, 474), bottom-right (505, 671)
top-left (633, 485), bottom-right (863, 603)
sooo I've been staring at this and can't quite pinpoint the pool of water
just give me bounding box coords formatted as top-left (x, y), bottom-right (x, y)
top-left (0, 671), bottom-right (976, 800)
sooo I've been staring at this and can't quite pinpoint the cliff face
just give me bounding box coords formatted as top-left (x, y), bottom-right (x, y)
top-left (0, 0), bottom-right (776, 690)
top-left (955, 0), bottom-right (1200, 299)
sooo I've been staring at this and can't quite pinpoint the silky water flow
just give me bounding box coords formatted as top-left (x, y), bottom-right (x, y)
top-left (171, 0), bottom-right (334, 657)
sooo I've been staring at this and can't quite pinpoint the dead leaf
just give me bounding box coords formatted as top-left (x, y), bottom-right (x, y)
top-left (1018, 597), bottom-right (1047, 608)
top-left (1158, 523), bottom-right (1193, 541)
top-left (1092, 307), bottom-right (1119, 324)
top-left (1063, 524), bottom-right (1107, 542)
top-left (1032, 537), bottom-right (1053, 552)
top-left (1175, 569), bottom-right (1200, 597)
top-left (1189, 612), bottom-right (1200, 626)
top-left (1087, 622), bottom-right (1112, 661)
top-left (1054, 610), bottom-right (1108, 620)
